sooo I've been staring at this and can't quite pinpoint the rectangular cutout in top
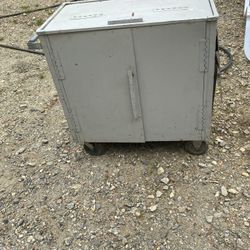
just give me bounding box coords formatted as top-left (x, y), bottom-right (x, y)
top-left (108, 18), bottom-right (143, 25)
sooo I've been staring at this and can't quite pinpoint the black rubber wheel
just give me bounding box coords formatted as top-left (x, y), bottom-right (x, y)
top-left (184, 141), bottom-right (208, 155)
top-left (84, 143), bottom-right (107, 156)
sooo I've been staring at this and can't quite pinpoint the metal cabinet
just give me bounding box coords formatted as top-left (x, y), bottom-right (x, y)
top-left (34, 0), bottom-right (219, 155)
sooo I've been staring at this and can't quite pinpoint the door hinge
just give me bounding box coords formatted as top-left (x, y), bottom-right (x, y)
top-left (196, 105), bottom-right (204, 132)
top-left (199, 39), bottom-right (209, 72)
top-left (52, 51), bottom-right (65, 80)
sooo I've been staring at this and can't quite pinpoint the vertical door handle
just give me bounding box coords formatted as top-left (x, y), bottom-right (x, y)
top-left (128, 69), bottom-right (140, 120)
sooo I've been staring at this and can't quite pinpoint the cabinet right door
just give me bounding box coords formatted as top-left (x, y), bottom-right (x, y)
top-left (133, 22), bottom-right (210, 141)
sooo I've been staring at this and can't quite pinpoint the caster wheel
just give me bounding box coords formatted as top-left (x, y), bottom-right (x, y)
top-left (84, 143), bottom-right (107, 156)
top-left (184, 141), bottom-right (208, 155)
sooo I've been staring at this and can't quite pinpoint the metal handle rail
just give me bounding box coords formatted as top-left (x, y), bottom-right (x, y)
top-left (128, 69), bottom-right (140, 120)
top-left (108, 18), bottom-right (143, 25)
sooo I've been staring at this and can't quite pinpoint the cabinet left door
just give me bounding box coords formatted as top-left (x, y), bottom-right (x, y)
top-left (46, 29), bottom-right (145, 143)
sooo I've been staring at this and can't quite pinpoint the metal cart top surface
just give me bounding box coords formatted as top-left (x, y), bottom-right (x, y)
top-left (37, 0), bottom-right (218, 35)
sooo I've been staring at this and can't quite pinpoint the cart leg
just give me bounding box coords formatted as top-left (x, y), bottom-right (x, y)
top-left (184, 141), bottom-right (208, 155)
top-left (84, 143), bottom-right (107, 156)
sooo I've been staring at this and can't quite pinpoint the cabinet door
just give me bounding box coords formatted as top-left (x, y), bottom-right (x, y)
top-left (133, 23), bottom-right (208, 141)
top-left (48, 29), bottom-right (145, 143)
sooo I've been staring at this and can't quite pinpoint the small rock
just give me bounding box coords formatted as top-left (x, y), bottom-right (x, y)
top-left (221, 186), bottom-right (228, 197)
top-left (3, 218), bottom-right (9, 224)
top-left (241, 172), bottom-right (249, 177)
top-left (66, 202), bottom-right (75, 210)
top-left (109, 228), bottom-right (119, 235)
top-left (215, 191), bottom-right (220, 197)
top-left (237, 238), bottom-right (244, 246)
top-left (182, 162), bottom-right (189, 167)
top-left (148, 205), bottom-right (158, 212)
top-left (91, 204), bottom-right (96, 212)
top-left (18, 234), bottom-right (24, 239)
top-left (30, 107), bottom-right (41, 112)
top-left (20, 104), bottom-right (28, 109)
top-left (229, 101), bottom-right (235, 108)
top-left (74, 152), bottom-right (83, 161)
top-left (42, 139), bottom-right (48, 145)
top-left (64, 237), bottom-right (73, 246)
top-left (169, 189), bottom-right (175, 198)
top-left (157, 167), bottom-right (165, 175)
top-left (244, 144), bottom-right (250, 152)
top-left (35, 234), bottom-right (44, 241)
top-left (71, 184), bottom-right (82, 191)
top-left (178, 206), bottom-right (186, 213)
top-left (163, 185), bottom-right (169, 190)
top-left (27, 162), bottom-right (36, 167)
top-left (95, 203), bottom-right (101, 210)
top-left (56, 198), bottom-right (62, 204)
top-left (202, 168), bottom-right (212, 174)
top-left (135, 211), bottom-right (141, 217)
top-left (232, 130), bottom-right (239, 135)
top-left (156, 191), bottom-right (163, 198)
top-left (17, 219), bottom-right (24, 227)
top-left (172, 224), bottom-right (180, 230)
top-left (228, 188), bottom-right (239, 195)
top-left (198, 163), bottom-right (207, 168)
top-left (244, 221), bottom-right (250, 227)
top-left (244, 129), bottom-right (250, 135)
top-left (214, 212), bottom-right (223, 218)
top-left (161, 177), bottom-right (170, 185)
top-left (27, 235), bottom-right (35, 243)
top-left (216, 138), bottom-right (226, 147)
top-left (242, 190), bottom-right (250, 198)
top-left (16, 147), bottom-right (26, 155)
top-left (206, 215), bottom-right (213, 223)
top-left (240, 147), bottom-right (246, 153)
top-left (51, 91), bottom-right (58, 97)
top-left (13, 198), bottom-right (20, 205)
top-left (121, 236), bottom-right (128, 245)
top-left (125, 201), bottom-right (134, 208)
top-left (147, 195), bottom-right (155, 199)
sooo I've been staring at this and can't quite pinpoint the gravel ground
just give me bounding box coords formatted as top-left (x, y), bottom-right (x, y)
top-left (0, 0), bottom-right (249, 249)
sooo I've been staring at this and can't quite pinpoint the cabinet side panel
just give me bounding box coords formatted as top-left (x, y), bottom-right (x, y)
top-left (39, 35), bottom-right (81, 143)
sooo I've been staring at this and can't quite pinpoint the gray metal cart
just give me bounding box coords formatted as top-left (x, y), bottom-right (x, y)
top-left (29, 0), bottom-right (219, 155)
